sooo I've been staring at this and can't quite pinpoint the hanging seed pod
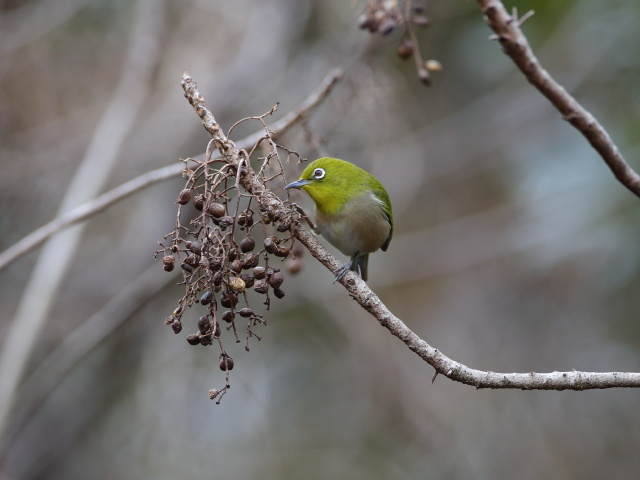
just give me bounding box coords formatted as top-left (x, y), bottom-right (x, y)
top-left (198, 316), bottom-right (211, 334)
top-left (253, 266), bottom-right (266, 279)
top-left (219, 356), bottom-right (234, 371)
top-left (273, 288), bottom-right (285, 299)
top-left (181, 263), bottom-right (194, 273)
top-left (239, 307), bottom-right (253, 318)
top-left (240, 273), bottom-right (254, 289)
top-left (274, 246), bottom-right (290, 258)
top-left (208, 202), bottom-right (225, 218)
top-left (164, 315), bottom-right (176, 325)
top-left (184, 254), bottom-right (199, 267)
top-left (200, 291), bottom-right (213, 305)
top-left (286, 258), bottom-right (302, 275)
top-left (228, 248), bottom-right (238, 261)
top-left (242, 254), bottom-right (259, 269)
top-left (193, 194), bottom-right (205, 211)
top-left (210, 257), bottom-right (223, 272)
top-left (222, 311), bottom-right (235, 323)
top-left (163, 255), bottom-right (175, 266)
top-left (213, 271), bottom-right (223, 286)
top-left (163, 263), bottom-right (175, 272)
top-left (268, 271), bottom-right (284, 289)
top-left (240, 236), bottom-right (255, 253)
top-left (239, 213), bottom-right (254, 228)
top-left (230, 260), bottom-right (243, 273)
top-left (176, 189), bottom-right (191, 205)
top-left (397, 40), bottom-right (413, 59)
top-left (187, 241), bottom-right (205, 255)
top-left (276, 221), bottom-right (290, 233)
top-left (208, 389), bottom-right (219, 400)
top-left (254, 281), bottom-right (269, 294)
top-left (218, 216), bottom-right (234, 229)
top-left (220, 292), bottom-right (238, 308)
top-left (263, 237), bottom-right (278, 254)
top-left (186, 334), bottom-right (201, 345)
top-left (199, 334), bottom-right (213, 346)
top-left (228, 276), bottom-right (246, 293)
top-left (261, 213), bottom-right (272, 225)
top-left (171, 319), bottom-right (183, 334)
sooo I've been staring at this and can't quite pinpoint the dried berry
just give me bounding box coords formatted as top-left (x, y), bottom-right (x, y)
top-left (163, 255), bottom-right (175, 266)
top-left (240, 273), bottom-right (254, 289)
top-left (199, 334), bottom-right (213, 346)
top-left (286, 258), bottom-right (302, 275)
top-left (177, 189), bottom-right (191, 205)
top-left (228, 276), bottom-right (246, 293)
top-left (228, 249), bottom-right (238, 261)
top-left (254, 281), bottom-right (269, 294)
top-left (186, 334), bottom-right (200, 345)
top-left (187, 241), bottom-right (205, 255)
top-left (163, 263), bottom-right (175, 272)
top-left (220, 292), bottom-right (238, 308)
top-left (264, 237), bottom-right (278, 254)
top-left (222, 311), bottom-right (235, 323)
top-left (208, 202), bottom-right (225, 218)
top-left (238, 213), bottom-right (254, 228)
top-left (209, 256), bottom-right (223, 271)
top-left (242, 254), bottom-right (259, 269)
top-left (198, 315), bottom-right (211, 333)
top-left (397, 41), bottom-right (413, 59)
top-left (193, 194), bottom-right (205, 211)
top-left (219, 356), bottom-right (234, 371)
top-left (239, 308), bottom-right (253, 318)
top-left (171, 320), bottom-right (182, 334)
top-left (208, 389), bottom-right (219, 400)
top-left (218, 216), bottom-right (234, 229)
top-left (274, 246), bottom-right (290, 258)
top-left (273, 288), bottom-right (285, 299)
top-left (200, 291), bottom-right (213, 305)
top-left (213, 270), bottom-right (223, 286)
top-left (184, 254), bottom-right (199, 267)
top-left (268, 271), bottom-right (284, 289)
top-left (230, 260), bottom-right (243, 273)
top-left (253, 266), bottom-right (266, 279)
top-left (240, 236), bottom-right (255, 253)
top-left (181, 263), bottom-right (194, 273)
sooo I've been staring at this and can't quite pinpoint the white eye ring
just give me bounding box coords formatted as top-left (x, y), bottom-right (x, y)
top-left (313, 168), bottom-right (325, 179)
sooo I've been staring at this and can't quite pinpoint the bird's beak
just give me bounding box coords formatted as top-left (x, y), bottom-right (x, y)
top-left (285, 179), bottom-right (310, 190)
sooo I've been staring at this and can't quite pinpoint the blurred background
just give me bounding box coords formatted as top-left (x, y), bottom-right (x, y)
top-left (1, 0), bottom-right (640, 478)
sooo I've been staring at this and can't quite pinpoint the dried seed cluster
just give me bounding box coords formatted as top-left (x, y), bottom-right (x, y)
top-left (358, 0), bottom-right (440, 85)
top-left (155, 137), bottom-right (305, 403)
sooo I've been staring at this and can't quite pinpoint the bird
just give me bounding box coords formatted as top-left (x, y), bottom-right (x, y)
top-left (285, 157), bottom-right (393, 282)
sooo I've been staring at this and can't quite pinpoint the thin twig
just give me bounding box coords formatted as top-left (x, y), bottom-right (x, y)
top-left (0, 67), bottom-right (344, 273)
top-left (477, 0), bottom-right (640, 197)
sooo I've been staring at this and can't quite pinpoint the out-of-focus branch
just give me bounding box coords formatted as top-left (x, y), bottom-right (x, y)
top-left (182, 72), bottom-right (640, 391)
top-left (476, 0), bottom-right (640, 198)
top-left (0, 67), bottom-right (343, 273)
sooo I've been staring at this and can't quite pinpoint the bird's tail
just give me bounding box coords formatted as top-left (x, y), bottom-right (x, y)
top-left (351, 253), bottom-right (369, 281)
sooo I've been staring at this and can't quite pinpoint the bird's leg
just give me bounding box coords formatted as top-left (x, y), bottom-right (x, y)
top-left (332, 261), bottom-right (353, 283)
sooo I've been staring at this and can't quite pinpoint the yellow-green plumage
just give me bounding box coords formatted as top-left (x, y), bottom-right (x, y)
top-left (285, 157), bottom-right (393, 281)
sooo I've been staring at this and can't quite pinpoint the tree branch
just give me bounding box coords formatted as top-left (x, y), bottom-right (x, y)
top-left (181, 73), bottom-right (640, 391)
top-left (476, 0), bottom-right (640, 198)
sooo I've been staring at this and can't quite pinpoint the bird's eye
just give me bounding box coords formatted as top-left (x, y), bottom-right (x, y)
top-left (313, 168), bottom-right (325, 179)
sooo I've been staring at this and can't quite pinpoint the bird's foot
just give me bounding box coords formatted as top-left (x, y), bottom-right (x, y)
top-left (332, 261), bottom-right (353, 283)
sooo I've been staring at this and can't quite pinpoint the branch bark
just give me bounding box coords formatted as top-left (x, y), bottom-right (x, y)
top-left (476, 0), bottom-right (640, 198)
top-left (182, 73), bottom-right (640, 391)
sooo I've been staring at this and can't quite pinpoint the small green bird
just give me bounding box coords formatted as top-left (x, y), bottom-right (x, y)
top-left (285, 157), bottom-right (393, 282)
